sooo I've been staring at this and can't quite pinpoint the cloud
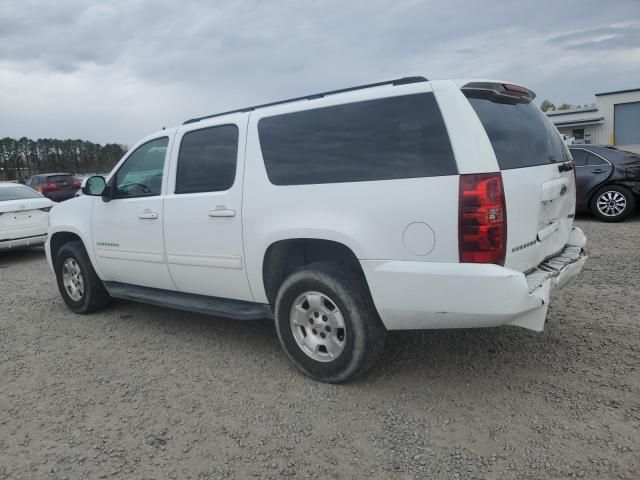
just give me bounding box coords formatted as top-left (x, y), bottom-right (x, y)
top-left (1, 0), bottom-right (639, 144)
top-left (547, 23), bottom-right (640, 51)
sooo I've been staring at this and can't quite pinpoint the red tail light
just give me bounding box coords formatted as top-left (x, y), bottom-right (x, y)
top-left (72, 180), bottom-right (81, 188)
top-left (459, 172), bottom-right (507, 265)
top-left (43, 182), bottom-right (58, 191)
top-left (503, 83), bottom-right (530, 95)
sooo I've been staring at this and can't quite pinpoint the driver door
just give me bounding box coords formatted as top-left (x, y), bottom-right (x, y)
top-left (91, 135), bottom-right (176, 290)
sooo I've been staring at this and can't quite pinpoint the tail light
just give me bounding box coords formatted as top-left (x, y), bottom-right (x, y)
top-left (503, 84), bottom-right (530, 95)
top-left (73, 179), bottom-right (81, 188)
top-left (459, 172), bottom-right (507, 265)
top-left (43, 182), bottom-right (58, 191)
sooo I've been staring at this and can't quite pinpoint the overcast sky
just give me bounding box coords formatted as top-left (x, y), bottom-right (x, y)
top-left (1, 0), bottom-right (639, 145)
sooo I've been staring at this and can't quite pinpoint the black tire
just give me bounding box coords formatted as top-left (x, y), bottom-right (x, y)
top-left (590, 185), bottom-right (636, 222)
top-left (55, 240), bottom-right (110, 313)
top-left (274, 261), bottom-right (386, 383)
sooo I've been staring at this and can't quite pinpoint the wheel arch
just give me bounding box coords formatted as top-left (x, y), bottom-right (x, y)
top-left (261, 238), bottom-right (369, 306)
top-left (50, 231), bottom-right (84, 263)
top-left (588, 182), bottom-right (635, 207)
top-left (48, 226), bottom-right (103, 279)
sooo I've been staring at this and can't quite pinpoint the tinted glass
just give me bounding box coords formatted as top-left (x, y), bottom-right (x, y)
top-left (0, 185), bottom-right (43, 201)
top-left (115, 137), bottom-right (168, 198)
top-left (176, 125), bottom-right (238, 194)
top-left (587, 154), bottom-right (607, 166)
top-left (258, 93), bottom-right (456, 185)
top-left (570, 149), bottom-right (589, 166)
top-left (465, 91), bottom-right (569, 169)
top-left (46, 175), bottom-right (73, 184)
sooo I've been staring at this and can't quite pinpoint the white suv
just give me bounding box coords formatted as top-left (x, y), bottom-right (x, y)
top-left (46, 76), bottom-right (587, 382)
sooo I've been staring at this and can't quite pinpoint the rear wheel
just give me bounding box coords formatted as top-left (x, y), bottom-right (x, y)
top-left (274, 262), bottom-right (386, 383)
top-left (590, 185), bottom-right (636, 222)
top-left (55, 240), bottom-right (110, 313)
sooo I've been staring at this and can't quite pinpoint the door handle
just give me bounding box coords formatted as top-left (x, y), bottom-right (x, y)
top-left (591, 168), bottom-right (605, 174)
top-left (208, 207), bottom-right (236, 218)
top-left (138, 211), bottom-right (159, 220)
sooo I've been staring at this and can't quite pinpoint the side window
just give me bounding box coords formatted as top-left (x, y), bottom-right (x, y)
top-left (114, 137), bottom-right (168, 198)
top-left (570, 149), bottom-right (588, 166)
top-left (175, 125), bottom-right (239, 194)
top-left (258, 93), bottom-right (457, 186)
top-left (587, 154), bottom-right (607, 166)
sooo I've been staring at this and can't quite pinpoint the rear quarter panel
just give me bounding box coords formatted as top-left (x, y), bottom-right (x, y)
top-left (242, 81), bottom-right (480, 303)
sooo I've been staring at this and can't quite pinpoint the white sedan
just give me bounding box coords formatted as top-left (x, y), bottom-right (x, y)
top-left (0, 182), bottom-right (54, 250)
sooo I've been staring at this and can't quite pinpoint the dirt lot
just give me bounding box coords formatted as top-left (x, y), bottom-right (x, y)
top-left (0, 217), bottom-right (638, 480)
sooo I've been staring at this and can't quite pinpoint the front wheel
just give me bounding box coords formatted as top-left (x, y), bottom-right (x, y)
top-left (591, 185), bottom-right (636, 222)
top-left (274, 262), bottom-right (386, 383)
top-left (55, 240), bottom-right (110, 313)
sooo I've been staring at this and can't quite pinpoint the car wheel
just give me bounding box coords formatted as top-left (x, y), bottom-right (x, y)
top-left (590, 185), bottom-right (636, 222)
top-left (55, 240), bottom-right (110, 313)
top-left (274, 261), bottom-right (386, 383)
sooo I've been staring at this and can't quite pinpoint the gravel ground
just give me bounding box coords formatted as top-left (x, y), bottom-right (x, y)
top-left (1, 216), bottom-right (639, 480)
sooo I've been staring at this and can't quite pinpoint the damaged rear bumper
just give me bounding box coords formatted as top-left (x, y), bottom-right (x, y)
top-left (507, 227), bottom-right (587, 331)
top-left (361, 227), bottom-right (587, 332)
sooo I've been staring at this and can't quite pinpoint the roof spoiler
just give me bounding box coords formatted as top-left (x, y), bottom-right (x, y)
top-left (462, 82), bottom-right (536, 101)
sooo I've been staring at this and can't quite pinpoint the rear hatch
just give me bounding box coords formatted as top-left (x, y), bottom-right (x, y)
top-left (45, 174), bottom-right (77, 193)
top-left (463, 83), bottom-right (576, 273)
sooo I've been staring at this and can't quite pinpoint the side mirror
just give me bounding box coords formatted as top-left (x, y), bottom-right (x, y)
top-left (82, 175), bottom-right (107, 196)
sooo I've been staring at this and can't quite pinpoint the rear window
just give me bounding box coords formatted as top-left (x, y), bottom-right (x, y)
top-left (0, 186), bottom-right (43, 201)
top-left (465, 91), bottom-right (569, 170)
top-left (258, 93), bottom-right (457, 185)
top-left (46, 175), bottom-right (73, 183)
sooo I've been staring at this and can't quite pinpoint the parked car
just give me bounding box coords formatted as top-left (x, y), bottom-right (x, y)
top-left (569, 145), bottom-right (640, 221)
top-left (26, 173), bottom-right (81, 202)
top-left (46, 77), bottom-right (587, 382)
top-left (0, 182), bottom-right (53, 250)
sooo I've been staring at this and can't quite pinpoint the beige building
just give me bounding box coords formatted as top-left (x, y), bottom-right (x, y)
top-left (547, 87), bottom-right (640, 152)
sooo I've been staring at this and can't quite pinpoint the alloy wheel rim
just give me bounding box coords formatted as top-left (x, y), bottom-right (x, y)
top-left (289, 291), bottom-right (346, 362)
top-left (596, 191), bottom-right (626, 217)
top-left (62, 258), bottom-right (84, 301)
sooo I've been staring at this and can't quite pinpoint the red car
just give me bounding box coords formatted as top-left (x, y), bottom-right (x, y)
top-left (25, 173), bottom-right (81, 202)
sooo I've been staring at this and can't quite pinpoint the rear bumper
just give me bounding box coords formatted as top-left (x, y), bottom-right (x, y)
top-left (619, 180), bottom-right (640, 197)
top-left (361, 227), bottom-right (587, 332)
top-left (0, 234), bottom-right (47, 250)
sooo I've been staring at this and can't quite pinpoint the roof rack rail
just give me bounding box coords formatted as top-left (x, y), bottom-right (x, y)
top-left (183, 76), bottom-right (428, 125)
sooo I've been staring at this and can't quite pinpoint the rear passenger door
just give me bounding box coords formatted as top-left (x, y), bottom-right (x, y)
top-left (572, 148), bottom-right (613, 203)
top-left (163, 114), bottom-right (254, 301)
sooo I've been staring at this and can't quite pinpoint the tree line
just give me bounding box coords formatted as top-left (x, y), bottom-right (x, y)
top-left (0, 137), bottom-right (127, 181)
